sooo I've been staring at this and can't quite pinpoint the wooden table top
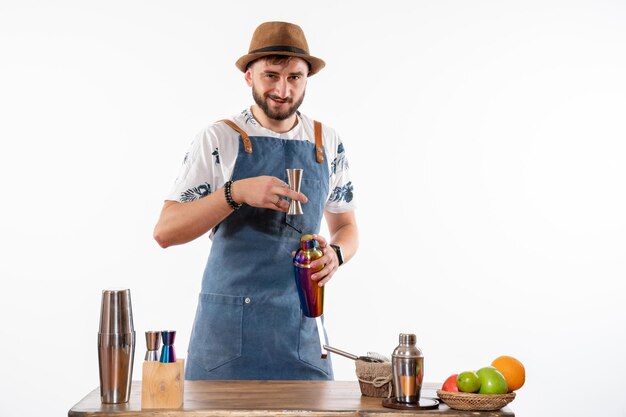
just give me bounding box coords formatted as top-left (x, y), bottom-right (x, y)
top-left (68, 380), bottom-right (514, 417)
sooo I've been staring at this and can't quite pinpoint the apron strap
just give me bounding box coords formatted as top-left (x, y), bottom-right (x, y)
top-left (219, 119), bottom-right (253, 154)
top-left (314, 120), bottom-right (324, 164)
top-left (220, 118), bottom-right (323, 162)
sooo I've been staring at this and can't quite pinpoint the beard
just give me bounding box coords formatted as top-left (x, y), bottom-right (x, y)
top-left (252, 86), bottom-right (305, 121)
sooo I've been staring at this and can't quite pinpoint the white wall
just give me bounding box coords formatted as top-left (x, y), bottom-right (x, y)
top-left (1, 1), bottom-right (625, 416)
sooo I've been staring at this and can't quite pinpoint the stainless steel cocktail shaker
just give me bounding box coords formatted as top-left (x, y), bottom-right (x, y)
top-left (391, 333), bottom-right (424, 404)
top-left (98, 289), bottom-right (135, 404)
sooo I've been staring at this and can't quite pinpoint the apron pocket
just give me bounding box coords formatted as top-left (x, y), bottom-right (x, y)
top-left (289, 179), bottom-right (324, 233)
top-left (297, 314), bottom-right (331, 375)
top-left (188, 292), bottom-right (243, 372)
top-left (300, 179), bottom-right (322, 200)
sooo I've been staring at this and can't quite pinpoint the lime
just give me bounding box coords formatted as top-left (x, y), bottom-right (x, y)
top-left (456, 370), bottom-right (481, 393)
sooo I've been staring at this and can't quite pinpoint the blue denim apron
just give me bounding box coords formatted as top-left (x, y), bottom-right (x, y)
top-left (185, 120), bottom-right (333, 380)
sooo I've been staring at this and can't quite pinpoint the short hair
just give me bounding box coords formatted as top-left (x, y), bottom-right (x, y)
top-left (247, 55), bottom-right (312, 73)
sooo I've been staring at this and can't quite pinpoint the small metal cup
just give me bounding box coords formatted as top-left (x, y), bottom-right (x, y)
top-left (98, 289), bottom-right (135, 404)
top-left (159, 330), bottom-right (177, 363)
top-left (145, 331), bottom-right (161, 362)
top-left (287, 168), bottom-right (303, 215)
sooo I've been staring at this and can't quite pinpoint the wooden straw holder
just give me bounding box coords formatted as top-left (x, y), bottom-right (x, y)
top-left (141, 359), bottom-right (185, 409)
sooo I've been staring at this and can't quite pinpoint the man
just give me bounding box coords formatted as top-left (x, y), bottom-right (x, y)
top-left (154, 21), bottom-right (358, 380)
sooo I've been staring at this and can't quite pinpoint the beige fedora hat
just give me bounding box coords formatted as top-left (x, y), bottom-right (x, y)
top-left (236, 21), bottom-right (326, 76)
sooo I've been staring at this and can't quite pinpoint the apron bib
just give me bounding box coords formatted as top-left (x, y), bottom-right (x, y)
top-left (185, 120), bottom-right (333, 380)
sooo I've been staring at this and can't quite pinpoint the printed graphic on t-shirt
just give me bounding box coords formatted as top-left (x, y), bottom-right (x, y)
top-left (329, 181), bottom-right (354, 203)
top-left (180, 182), bottom-right (211, 202)
top-left (331, 142), bottom-right (348, 176)
top-left (212, 148), bottom-right (220, 165)
top-left (242, 109), bottom-right (257, 126)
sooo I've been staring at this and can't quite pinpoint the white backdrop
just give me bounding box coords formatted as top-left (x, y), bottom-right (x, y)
top-left (1, 1), bottom-right (625, 416)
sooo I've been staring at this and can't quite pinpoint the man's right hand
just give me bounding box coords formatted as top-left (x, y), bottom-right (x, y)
top-left (230, 176), bottom-right (308, 212)
top-left (154, 175), bottom-right (308, 248)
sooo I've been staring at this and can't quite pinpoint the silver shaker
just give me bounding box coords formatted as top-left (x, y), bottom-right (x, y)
top-left (98, 289), bottom-right (135, 404)
top-left (391, 333), bottom-right (424, 404)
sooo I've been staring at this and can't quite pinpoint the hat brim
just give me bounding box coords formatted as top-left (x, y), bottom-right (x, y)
top-left (236, 52), bottom-right (326, 76)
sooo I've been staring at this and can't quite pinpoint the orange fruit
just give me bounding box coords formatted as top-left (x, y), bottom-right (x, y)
top-left (491, 355), bottom-right (525, 392)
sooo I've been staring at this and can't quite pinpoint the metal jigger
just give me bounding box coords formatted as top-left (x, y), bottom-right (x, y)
top-left (159, 330), bottom-right (176, 363)
top-left (287, 168), bottom-right (303, 215)
top-left (145, 331), bottom-right (161, 362)
top-left (98, 289), bottom-right (135, 404)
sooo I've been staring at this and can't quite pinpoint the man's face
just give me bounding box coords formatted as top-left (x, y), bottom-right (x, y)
top-left (245, 57), bottom-right (309, 121)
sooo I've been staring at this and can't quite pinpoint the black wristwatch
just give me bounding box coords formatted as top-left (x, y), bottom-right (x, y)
top-left (330, 244), bottom-right (344, 266)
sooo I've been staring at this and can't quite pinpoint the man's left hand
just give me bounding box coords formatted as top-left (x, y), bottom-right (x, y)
top-left (308, 234), bottom-right (339, 286)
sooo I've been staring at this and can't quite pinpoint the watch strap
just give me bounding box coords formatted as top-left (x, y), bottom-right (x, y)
top-left (330, 243), bottom-right (344, 266)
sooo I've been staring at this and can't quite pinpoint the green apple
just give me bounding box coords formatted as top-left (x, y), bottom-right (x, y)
top-left (456, 371), bottom-right (481, 393)
top-left (477, 366), bottom-right (508, 394)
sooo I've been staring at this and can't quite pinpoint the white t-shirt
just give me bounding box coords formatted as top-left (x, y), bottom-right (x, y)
top-left (166, 108), bottom-right (355, 213)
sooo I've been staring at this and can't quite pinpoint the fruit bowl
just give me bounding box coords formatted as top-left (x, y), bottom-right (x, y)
top-left (436, 390), bottom-right (516, 411)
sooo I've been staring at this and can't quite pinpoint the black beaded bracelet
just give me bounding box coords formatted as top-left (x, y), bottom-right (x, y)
top-left (224, 180), bottom-right (242, 210)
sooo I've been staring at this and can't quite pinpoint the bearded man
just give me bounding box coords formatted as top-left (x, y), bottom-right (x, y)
top-left (154, 21), bottom-right (358, 380)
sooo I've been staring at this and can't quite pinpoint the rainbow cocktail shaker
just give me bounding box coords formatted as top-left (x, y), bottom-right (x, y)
top-left (293, 234), bottom-right (324, 317)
